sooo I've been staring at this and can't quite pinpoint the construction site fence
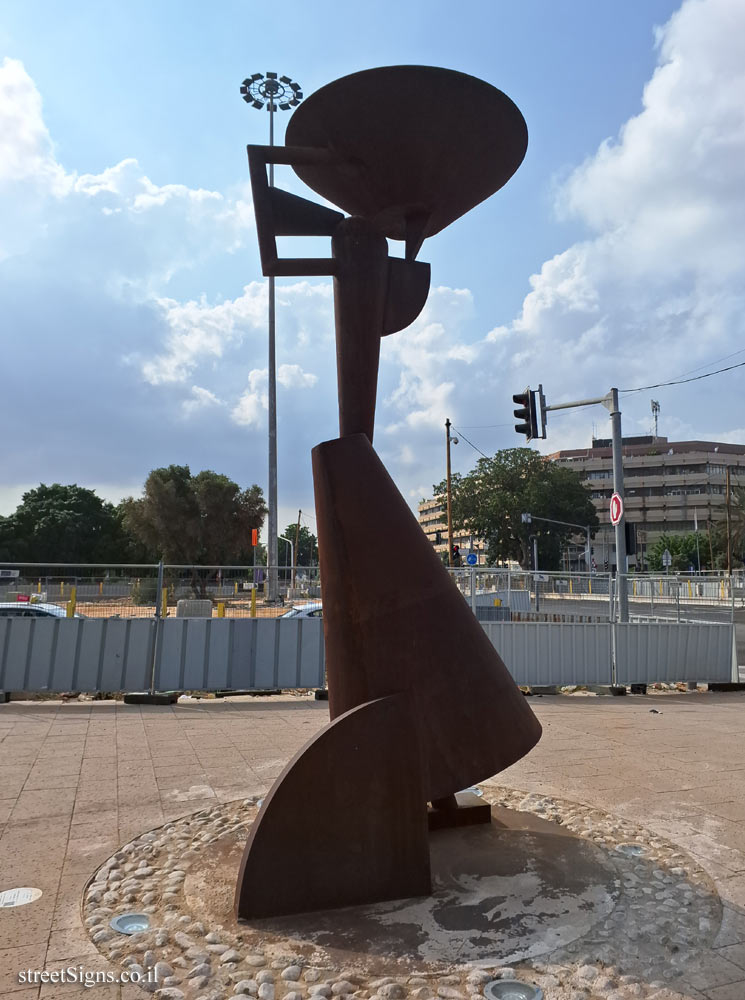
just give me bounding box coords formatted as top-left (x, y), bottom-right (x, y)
top-left (0, 563), bottom-right (321, 619)
top-left (447, 568), bottom-right (742, 625)
top-left (0, 563), bottom-right (742, 623)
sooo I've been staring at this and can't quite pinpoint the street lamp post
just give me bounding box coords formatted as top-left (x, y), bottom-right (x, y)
top-left (240, 72), bottom-right (303, 603)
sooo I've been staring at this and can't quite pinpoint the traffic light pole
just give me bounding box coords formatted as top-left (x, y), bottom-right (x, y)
top-left (541, 388), bottom-right (628, 622)
top-left (608, 388), bottom-right (629, 622)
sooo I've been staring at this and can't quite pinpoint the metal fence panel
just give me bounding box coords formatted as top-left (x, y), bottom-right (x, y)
top-left (0, 618), bottom-right (325, 693)
top-left (0, 616), bottom-right (731, 693)
top-left (482, 622), bottom-right (613, 687)
top-left (615, 622), bottom-right (734, 684)
top-left (0, 618), bottom-right (156, 692)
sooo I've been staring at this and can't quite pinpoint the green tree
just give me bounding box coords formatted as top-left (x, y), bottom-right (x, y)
top-left (0, 484), bottom-right (130, 563)
top-left (434, 448), bottom-right (599, 570)
top-left (646, 533), bottom-right (707, 572)
top-left (121, 466), bottom-right (267, 581)
top-left (280, 524), bottom-right (318, 566)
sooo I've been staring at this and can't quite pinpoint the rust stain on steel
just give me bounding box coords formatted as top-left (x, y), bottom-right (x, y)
top-left (236, 65), bottom-right (539, 921)
top-left (234, 693), bottom-right (431, 919)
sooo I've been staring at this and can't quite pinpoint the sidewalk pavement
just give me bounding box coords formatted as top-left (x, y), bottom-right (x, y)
top-left (1, 692), bottom-right (745, 1000)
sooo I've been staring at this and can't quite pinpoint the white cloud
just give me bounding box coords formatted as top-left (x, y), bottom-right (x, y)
top-left (4, 2), bottom-right (745, 525)
top-left (277, 364), bottom-right (318, 389)
top-left (182, 385), bottom-right (223, 415)
top-left (0, 57), bottom-right (68, 193)
top-left (231, 369), bottom-right (269, 428)
top-left (0, 58), bottom-right (252, 275)
top-left (495, 0), bottom-right (745, 451)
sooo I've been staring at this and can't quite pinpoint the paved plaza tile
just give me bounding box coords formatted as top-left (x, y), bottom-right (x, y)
top-left (0, 691), bottom-right (744, 998)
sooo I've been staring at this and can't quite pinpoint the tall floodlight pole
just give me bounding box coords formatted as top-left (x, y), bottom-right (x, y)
top-left (240, 72), bottom-right (303, 602)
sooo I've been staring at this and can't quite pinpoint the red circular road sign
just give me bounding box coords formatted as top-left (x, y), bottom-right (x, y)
top-left (610, 492), bottom-right (623, 526)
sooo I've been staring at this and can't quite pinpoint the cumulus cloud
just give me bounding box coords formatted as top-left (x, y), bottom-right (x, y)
top-left (0, 58), bottom-right (252, 275)
top-left (231, 369), bottom-right (269, 428)
top-left (182, 385), bottom-right (224, 415)
top-left (4, 1), bottom-right (745, 522)
top-left (498, 0), bottom-right (745, 448)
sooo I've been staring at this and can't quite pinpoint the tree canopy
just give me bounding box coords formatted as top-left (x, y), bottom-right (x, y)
top-left (434, 448), bottom-right (599, 570)
top-left (0, 484), bottom-right (128, 563)
top-left (121, 466), bottom-right (267, 565)
top-left (645, 533), bottom-right (706, 573)
top-left (280, 523), bottom-right (318, 566)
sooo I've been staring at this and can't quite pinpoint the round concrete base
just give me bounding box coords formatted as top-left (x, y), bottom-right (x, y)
top-left (187, 806), bottom-right (617, 972)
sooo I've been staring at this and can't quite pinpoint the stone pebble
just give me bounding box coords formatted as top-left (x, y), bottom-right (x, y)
top-left (234, 981), bottom-right (259, 996)
top-left (84, 789), bottom-right (719, 1000)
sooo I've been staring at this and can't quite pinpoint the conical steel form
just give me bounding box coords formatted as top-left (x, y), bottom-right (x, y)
top-left (312, 433), bottom-right (542, 802)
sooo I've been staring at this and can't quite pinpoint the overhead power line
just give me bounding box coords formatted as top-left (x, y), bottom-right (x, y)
top-left (452, 427), bottom-right (490, 460)
top-left (620, 358), bottom-right (745, 393)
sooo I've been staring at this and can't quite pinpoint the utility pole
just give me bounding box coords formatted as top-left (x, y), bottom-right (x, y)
top-left (726, 466), bottom-right (732, 575)
top-left (708, 517), bottom-right (715, 570)
top-left (292, 509), bottom-right (301, 593)
top-left (445, 419), bottom-right (457, 567)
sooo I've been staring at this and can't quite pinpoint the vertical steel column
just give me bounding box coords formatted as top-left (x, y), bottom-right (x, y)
top-left (609, 388), bottom-right (629, 622)
top-left (266, 99), bottom-right (278, 603)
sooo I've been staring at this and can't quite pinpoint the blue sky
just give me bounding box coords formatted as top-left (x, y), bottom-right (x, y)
top-left (2, 0), bottom-right (745, 536)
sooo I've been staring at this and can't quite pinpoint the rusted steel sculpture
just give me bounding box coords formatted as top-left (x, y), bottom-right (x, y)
top-left (235, 66), bottom-right (542, 920)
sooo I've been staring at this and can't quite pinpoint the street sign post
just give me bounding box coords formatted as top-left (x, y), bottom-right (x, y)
top-left (662, 548), bottom-right (672, 573)
top-left (610, 492), bottom-right (623, 526)
top-left (466, 552), bottom-right (477, 566)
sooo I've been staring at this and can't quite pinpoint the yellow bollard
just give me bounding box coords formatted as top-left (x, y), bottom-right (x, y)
top-left (37, 579), bottom-right (41, 594)
top-left (569, 579), bottom-right (573, 595)
top-left (633, 580), bottom-right (637, 597)
top-left (688, 580), bottom-right (692, 598)
top-left (161, 588), bottom-right (168, 618)
top-left (250, 587), bottom-right (257, 618)
top-left (60, 581), bottom-right (65, 596)
top-left (234, 581), bottom-right (238, 596)
top-left (66, 586), bottom-right (77, 618)
top-left (659, 579), bottom-right (663, 596)
top-left (721, 580), bottom-right (725, 600)
top-left (217, 602), bottom-right (225, 618)
top-left (99, 581), bottom-right (103, 595)
top-left (588, 579), bottom-right (592, 595)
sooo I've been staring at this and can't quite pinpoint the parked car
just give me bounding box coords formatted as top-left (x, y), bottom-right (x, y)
top-left (279, 602), bottom-right (323, 619)
top-left (0, 602), bottom-right (84, 618)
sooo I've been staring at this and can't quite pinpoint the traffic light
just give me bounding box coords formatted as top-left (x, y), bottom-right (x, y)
top-left (452, 544), bottom-right (462, 566)
top-left (513, 388), bottom-right (538, 441)
top-left (434, 530), bottom-right (442, 545)
top-left (624, 520), bottom-right (637, 556)
top-left (537, 383), bottom-right (547, 439)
